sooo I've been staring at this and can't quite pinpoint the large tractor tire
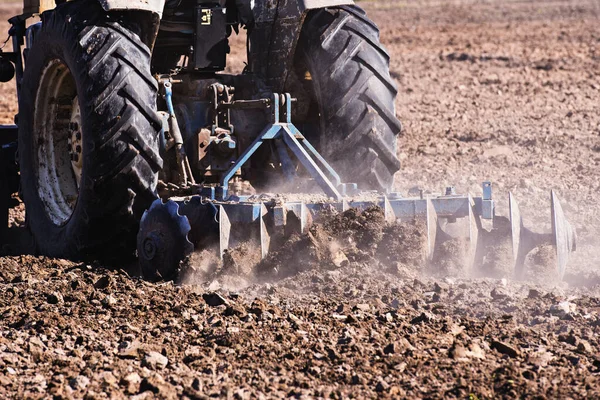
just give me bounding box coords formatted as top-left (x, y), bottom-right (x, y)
top-left (18, 0), bottom-right (162, 260)
top-left (292, 5), bottom-right (402, 192)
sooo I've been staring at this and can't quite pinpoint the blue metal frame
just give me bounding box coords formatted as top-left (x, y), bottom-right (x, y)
top-left (168, 182), bottom-right (497, 264)
top-left (218, 93), bottom-right (346, 201)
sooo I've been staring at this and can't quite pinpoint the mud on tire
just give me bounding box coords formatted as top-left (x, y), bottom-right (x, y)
top-left (293, 5), bottom-right (402, 192)
top-left (18, 0), bottom-right (162, 260)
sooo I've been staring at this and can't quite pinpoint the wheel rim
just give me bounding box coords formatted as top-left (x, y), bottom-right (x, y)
top-left (33, 59), bottom-right (81, 226)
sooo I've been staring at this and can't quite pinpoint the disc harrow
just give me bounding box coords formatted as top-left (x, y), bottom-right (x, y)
top-left (138, 183), bottom-right (577, 281)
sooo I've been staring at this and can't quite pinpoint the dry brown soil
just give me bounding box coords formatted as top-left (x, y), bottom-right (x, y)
top-left (1, 1), bottom-right (600, 398)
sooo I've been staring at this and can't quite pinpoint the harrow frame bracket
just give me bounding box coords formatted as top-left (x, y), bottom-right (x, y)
top-left (217, 93), bottom-right (352, 201)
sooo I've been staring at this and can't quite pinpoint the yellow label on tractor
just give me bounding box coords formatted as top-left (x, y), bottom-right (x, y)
top-left (201, 9), bottom-right (212, 25)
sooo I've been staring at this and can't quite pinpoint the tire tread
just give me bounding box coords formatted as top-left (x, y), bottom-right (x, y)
top-left (299, 6), bottom-right (402, 192)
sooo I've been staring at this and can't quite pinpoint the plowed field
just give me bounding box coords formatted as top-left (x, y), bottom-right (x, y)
top-left (1, 1), bottom-right (599, 398)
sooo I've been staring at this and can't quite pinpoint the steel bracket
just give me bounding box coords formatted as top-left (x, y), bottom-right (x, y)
top-left (481, 181), bottom-right (494, 219)
top-left (218, 93), bottom-right (354, 201)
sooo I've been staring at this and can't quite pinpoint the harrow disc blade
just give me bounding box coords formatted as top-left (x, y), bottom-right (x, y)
top-left (218, 205), bottom-right (231, 260)
top-left (259, 203), bottom-right (271, 258)
top-left (137, 199), bottom-right (194, 281)
top-left (383, 196), bottom-right (396, 224)
top-left (508, 192), bottom-right (577, 279)
top-left (551, 191), bottom-right (577, 279)
top-left (508, 192), bottom-right (523, 271)
top-left (467, 194), bottom-right (481, 269)
top-left (425, 198), bottom-right (438, 261)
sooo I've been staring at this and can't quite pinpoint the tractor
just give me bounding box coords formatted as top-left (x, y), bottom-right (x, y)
top-left (0, 0), bottom-right (576, 281)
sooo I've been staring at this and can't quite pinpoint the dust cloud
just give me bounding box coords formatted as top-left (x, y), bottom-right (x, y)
top-left (178, 200), bottom-right (589, 295)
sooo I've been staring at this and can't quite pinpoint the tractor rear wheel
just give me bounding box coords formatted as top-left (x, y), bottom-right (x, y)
top-left (292, 5), bottom-right (402, 192)
top-left (18, 0), bottom-right (162, 260)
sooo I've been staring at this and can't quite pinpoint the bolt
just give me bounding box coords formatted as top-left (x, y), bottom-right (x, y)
top-left (76, 132), bottom-right (81, 140)
top-left (72, 154), bottom-right (79, 162)
top-left (142, 237), bottom-right (157, 260)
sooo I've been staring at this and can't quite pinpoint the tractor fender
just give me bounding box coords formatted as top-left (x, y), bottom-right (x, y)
top-left (97, 0), bottom-right (166, 16)
top-left (24, 0), bottom-right (166, 47)
top-left (244, 0), bottom-right (354, 92)
top-left (98, 0), bottom-right (167, 46)
top-left (24, 0), bottom-right (166, 16)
